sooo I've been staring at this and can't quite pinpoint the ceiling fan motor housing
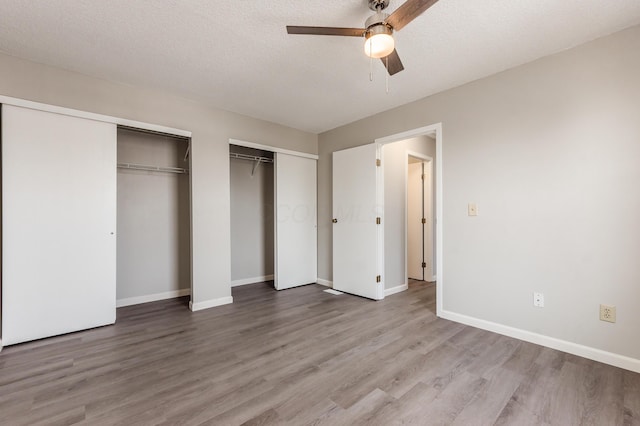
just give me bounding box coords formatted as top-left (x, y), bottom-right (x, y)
top-left (365, 22), bottom-right (393, 41)
top-left (365, 12), bottom-right (392, 33)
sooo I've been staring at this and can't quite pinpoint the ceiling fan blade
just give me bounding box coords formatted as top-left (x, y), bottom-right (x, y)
top-left (286, 26), bottom-right (366, 37)
top-left (386, 0), bottom-right (440, 31)
top-left (381, 49), bottom-right (404, 75)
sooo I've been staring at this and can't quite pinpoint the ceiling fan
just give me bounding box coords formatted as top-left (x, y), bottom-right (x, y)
top-left (287, 0), bottom-right (440, 76)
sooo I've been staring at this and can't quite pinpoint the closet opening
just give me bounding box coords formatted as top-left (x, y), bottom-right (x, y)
top-left (116, 127), bottom-right (191, 308)
top-left (229, 144), bottom-right (275, 288)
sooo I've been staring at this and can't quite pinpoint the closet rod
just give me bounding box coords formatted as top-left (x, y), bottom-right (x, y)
top-left (117, 162), bottom-right (189, 174)
top-left (229, 152), bottom-right (274, 163)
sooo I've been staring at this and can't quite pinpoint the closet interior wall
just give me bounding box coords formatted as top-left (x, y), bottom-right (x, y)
top-left (229, 145), bottom-right (274, 285)
top-left (117, 127), bottom-right (191, 305)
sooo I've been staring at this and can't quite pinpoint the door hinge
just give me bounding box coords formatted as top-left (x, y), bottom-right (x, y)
top-left (376, 217), bottom-right (381, 225)
top-left (421, 218), bottom-right (426, 224)
top-left (421, 173), bottom-right (425, 180)
top-left (376, 159), bottom-right (381, 167)
top-left (376, 275), bottom-right (381, 283)
top-left (422, 262), bottom-right (427, 268)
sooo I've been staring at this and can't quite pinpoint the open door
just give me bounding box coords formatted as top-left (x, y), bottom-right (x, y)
top-left (274, 153), bottom-right (317, 290)
top-left (332, 144), bottom-right (384, 300)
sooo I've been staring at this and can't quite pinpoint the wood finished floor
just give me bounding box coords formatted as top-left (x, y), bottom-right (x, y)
top-left (1, 281), bottom-right (639, 425)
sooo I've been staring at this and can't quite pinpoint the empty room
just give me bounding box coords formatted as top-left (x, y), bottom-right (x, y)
top-left (0, 1), bottom-right (639, 424)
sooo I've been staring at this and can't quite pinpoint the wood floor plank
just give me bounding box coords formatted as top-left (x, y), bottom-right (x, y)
top-left (0, 280), bottom-right (637, 425)
top-left (624, 370), bottom-right (640, 425)
top-left (241, 408), bottom-right (282, 426)
top-left (499, 362), bottom-right (561, 423)
top-left (451, 367), bottom-right (522, 425)
top-left (494, 398), bottom-right (551, 426)
top-left (549, 359), bottom-right (627, 425)
top-left (351, 382), bottom-right (440, 426)
top-left (464, 335), bottom-right (520, 380)
top-left (400, 371), bottom-right (487, 425)
top-left (329, 346), bottom-right (423, 409)
top-left (324, 388), bottom-right (395, 426)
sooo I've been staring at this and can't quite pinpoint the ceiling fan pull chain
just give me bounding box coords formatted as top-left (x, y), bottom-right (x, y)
top-left (370, 48), bottom-right (374, 82)
top-left (386, 56), bottom-right (389, 93)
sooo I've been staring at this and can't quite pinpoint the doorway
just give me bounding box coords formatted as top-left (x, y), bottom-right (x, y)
top-left (331, 123), bottom-right (443, 314)
top-left (376, 123), bottom-right (443, 315)
top-left (378, 136), bottom-right (435, 298)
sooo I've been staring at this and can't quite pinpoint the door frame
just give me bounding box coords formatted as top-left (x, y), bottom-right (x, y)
top-left (405, 151), bottom-right (434, 284)
top-left (375, 123), bottom-right (444, 316)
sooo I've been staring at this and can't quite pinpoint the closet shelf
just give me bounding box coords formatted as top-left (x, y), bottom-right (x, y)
top-left (117, 162), bottom-right (189, 174)
top-left (230, 152), bottom-right (274, 176)
top-left (229, 152), bottom-right (274, 164)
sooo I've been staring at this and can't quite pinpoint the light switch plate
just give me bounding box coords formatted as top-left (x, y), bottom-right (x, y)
top-left (468, 203), bottom-right (478, 216)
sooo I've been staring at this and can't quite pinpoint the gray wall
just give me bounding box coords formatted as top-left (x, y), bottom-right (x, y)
top-left (0, 52), bottom-right (317, 307)
top-left (230, 157), bottom-right (274, 282)
top-left (116, 129), bottom-right (190, 300)
top-left (383, 136), bottom-right (435, 290)
top-left (318, 25), bottom-right (640, 360)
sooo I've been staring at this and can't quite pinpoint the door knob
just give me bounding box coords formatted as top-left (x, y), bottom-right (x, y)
top-left (332, 218), bottom-right (338, 223)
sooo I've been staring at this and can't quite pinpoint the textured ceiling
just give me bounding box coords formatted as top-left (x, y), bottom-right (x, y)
top-left (0, 0), bottom-right (639, 134)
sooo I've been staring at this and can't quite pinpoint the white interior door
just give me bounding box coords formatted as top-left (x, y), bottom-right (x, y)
top-left (333, 143), bottom-right (383, 300)
top-left (274, 153), bottom-right (317, 290)
top-left (2, 105), bottom-right (117, 346)
top-left (424, 161), bottom-right (434, 281)
top-left (407, 161), bottom-right (424, 280)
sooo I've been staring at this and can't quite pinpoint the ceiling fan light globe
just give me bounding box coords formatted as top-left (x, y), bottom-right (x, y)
top-left (364, 33), bottom-right (394, 58)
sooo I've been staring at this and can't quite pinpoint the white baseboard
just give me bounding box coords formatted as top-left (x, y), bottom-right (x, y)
top-left (116, 288), bottom-right (191, 308)
top-left (190, 296), bottom-right (234, 312)
top-left (231, 275), bottom-right (274, 287)
top-left (385, 283), bottom-right (408, 297)
top-left (439, 310), bottom-right (640, 374)
top-left (316, 278), bottom-right (333, 288)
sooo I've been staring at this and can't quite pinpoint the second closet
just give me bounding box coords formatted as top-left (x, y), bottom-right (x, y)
top-left (229, 142), bottom-right (318, 291)
top-left (229, 145), bottom-right (275, 287)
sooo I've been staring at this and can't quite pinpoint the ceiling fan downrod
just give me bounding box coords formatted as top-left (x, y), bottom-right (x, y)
top-left (368, 0), bottom-right (390, 12)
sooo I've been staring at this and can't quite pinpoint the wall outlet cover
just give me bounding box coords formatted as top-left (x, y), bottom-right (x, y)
top-left (600, 304), bottom-right (616, 323)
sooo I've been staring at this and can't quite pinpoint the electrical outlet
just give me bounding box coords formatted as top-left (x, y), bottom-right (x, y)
top-left (533, 292), bottom-right (544, 308)
top-left (600, 304), bottom-right (616, 323)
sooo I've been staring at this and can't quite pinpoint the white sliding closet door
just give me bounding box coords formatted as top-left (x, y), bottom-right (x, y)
top-left (2, 105), bottom-right (117, 345)
top-left (274, 153), bottom-right (317, 290)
